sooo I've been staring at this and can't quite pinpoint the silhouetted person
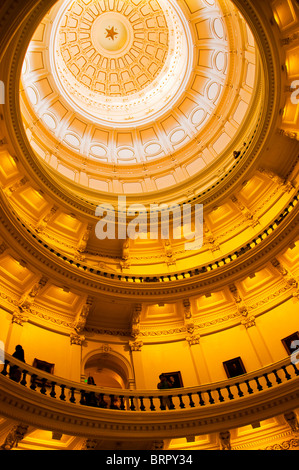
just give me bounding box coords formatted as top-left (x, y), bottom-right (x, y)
top-left (87, 376), bottom-right (95, 385)
top-left (157, 373), bottom-right (171, 390)
top-left (9, 345), bottom-right (25, 382)
top-left (12, 345), bottom-right (25, 362)
top-left (85, 376), bottom-right (98, 406)
top-left (110, 396), bottom-right (120, 409)
top-left (98, 393), bottom-right (108, 408)
top-left (157, 374), bottom-right (172, 409)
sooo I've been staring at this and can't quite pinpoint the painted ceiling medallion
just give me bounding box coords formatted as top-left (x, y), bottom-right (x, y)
top-left (91, 13), bottom-right (131, 55)
top-left (105, 27), bottom-right (118, 41)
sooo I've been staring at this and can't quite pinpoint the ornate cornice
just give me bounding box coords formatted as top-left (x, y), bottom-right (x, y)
top-left (1, 185), bottom-right (298, 303)
top-left (0, 266), bottom-right (296, 339)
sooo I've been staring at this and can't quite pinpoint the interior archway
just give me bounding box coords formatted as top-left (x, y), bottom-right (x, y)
top-left (83, 350), bottom-right (133, 389)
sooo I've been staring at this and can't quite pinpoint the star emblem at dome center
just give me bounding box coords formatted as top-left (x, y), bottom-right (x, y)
top-left (105, 26), bottom-right (118, 41)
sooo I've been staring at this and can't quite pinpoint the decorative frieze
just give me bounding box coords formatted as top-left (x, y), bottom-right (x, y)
top-left (263, 438), bottom-right (299, 450)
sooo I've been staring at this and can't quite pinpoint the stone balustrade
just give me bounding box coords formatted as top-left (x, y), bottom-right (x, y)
top-left (1, 354), bottom-right (299, 413)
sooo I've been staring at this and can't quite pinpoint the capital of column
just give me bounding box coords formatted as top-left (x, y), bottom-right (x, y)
top-left (129, 339), bottom-right (143, 351)
top-left (70, 332), bottom-right (85, 345)
top-left (11, 310), bottom-right (28, 326)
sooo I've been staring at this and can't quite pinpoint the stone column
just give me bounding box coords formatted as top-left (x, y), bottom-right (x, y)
top-left (129, 339), bottom-right (146, 389)
top-left (6, 311), bottom-right (28, 355)
top-left (188, 340), bottom-right (212, 385)
top-left (183, 299), bottom-right (211, 384)
top-left (245, 324), bottom-right (273, 366)
top-left (69, 333), bottom-right (85, 382)
top-left (229, 283), bottom-right (272, 366)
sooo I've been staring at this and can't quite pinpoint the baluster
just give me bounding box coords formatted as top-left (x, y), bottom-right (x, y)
top-left (290, 362), bottom-right (299, 376)
top-left (197, 391), bottom-right (205, 406)
top-left (139, 396), bottom-right (146, 411)
top-left (282, 366), bottom-right (291, 380)
top-left (216, 388), bottom-right (225, 402)
top-left (272, 369), bottom-right (282, 384)
top-left (98, 393), bottom-right (108, 409)
top-left (159, 396), bottom-right (166, 410)
top-left (109, 394), bottom-right (114, 409)
top-left (226, 385), bottom-right (234, 400)
top-left (30, 374), bottom-right (37, 391)
top-left (149, 396), bottom-right (155, 411)
top-left (207, 390), bottom-right (215, 404)
top-left (129, 396), bottom-right (136, 411)
top-left (187, 393), bottom-right (195, 407)
top-left (245, 380), bottom-right (254, 394)
top-left (50, 382), bottom-right (56, 398)
top-left (168, 395), bottom-right (175, 410)
top-left (235, 383), bottom-right (244, 397)
top-left (60, 385), bottom-right (66, 401)
top-left (40, 378), bottom-right (47, 395)
top-left (110, 394), bottom-right (121, 409)
top-left (1, 360), bottom-right (9, 376)
top-left (20, 370), bottom-right (28, 386)
top-left (79, 390), bottom-right (86, 405)
top-left (70, 387), bottom-right (76, 403)
top-left (118, 395), bottom-right (125, 410)
top-left (263, 373), bottom-right (272, 388)
top-left (178, 394), bottom-right (185, 409)
top-left (254, 377), bottom-right (263, 391)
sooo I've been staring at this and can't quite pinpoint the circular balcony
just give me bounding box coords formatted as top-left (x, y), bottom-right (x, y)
top-left (1, 353), bottom-right (299, 441)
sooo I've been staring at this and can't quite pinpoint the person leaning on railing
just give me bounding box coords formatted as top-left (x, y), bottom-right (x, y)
top-left (9, 345), bottom-right (25, 382)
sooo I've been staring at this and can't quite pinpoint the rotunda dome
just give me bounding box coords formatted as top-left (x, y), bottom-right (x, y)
top-left (20, 0), bottom-right (260, 200)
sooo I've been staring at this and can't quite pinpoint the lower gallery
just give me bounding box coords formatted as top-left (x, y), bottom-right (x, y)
top-left (0, 0), bottom-right (299, 452)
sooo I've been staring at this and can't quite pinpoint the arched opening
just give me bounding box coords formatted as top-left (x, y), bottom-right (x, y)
top-left (83, 351), bottom-right (132, 390)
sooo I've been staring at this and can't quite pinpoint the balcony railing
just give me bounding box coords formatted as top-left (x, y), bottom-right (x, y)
top-left (1, 354), bottom-right (299, 413)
